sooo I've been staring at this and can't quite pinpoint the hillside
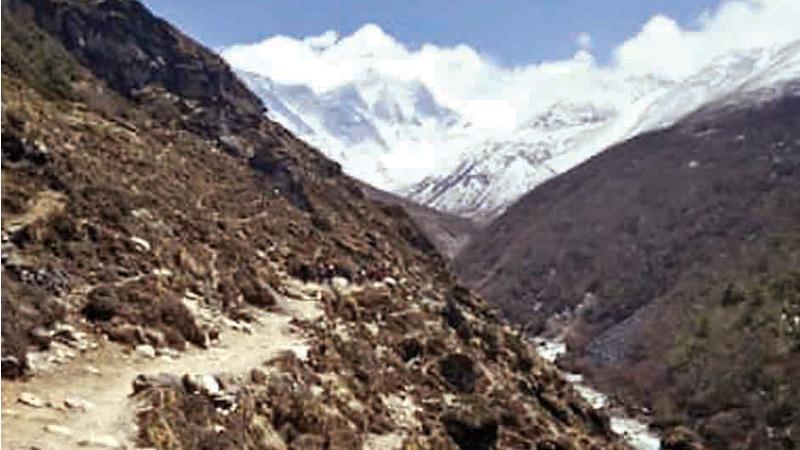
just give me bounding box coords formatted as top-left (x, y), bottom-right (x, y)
top-left (456, 87), bottom-right (800, 449)
top-left (0, 1), bottom-right (629, 449)
top-left (358, 182), bottom-right (479, 260)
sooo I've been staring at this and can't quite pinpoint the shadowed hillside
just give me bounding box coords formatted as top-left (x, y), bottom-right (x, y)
top-left (456, 90), bottom-right (800, 449)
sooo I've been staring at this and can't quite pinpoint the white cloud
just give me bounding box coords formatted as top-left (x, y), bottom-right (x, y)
top-left (615, 0), bottom-right (800, 78)
top-left (576, 32), bottom-right (592, 50)
top-left (222, 0), bottom-right (800, 126)
top-left (304, 30), bottom-right (338, 49)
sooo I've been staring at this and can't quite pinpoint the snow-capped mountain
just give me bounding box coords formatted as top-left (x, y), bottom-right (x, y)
top-left (237, 69), bottom-right (466, 189)
top-left (407, 39), bottom-right (800, 221)
top-left (404, 96), bottom-right (662, 220)
top-left (226, 29), bottom-right (800, 221)
top-left (631, 39), bottom-right (800, 134)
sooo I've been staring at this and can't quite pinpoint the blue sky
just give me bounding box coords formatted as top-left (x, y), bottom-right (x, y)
top-left (143, 0), bottom-right (719, 65)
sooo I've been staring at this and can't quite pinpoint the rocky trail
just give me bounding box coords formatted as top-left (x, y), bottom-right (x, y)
top-left (1, 283), bottom-right (324, 450)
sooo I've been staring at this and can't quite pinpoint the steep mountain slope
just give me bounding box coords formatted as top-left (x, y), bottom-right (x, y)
top-left (1, 1), bottom-right (630, 449)
top-left (456, 85), bottom-right (800, 449)
top-left (630, 40), bottom-right (800, 135)
top-left (404, 99), bottom-right (655, 221)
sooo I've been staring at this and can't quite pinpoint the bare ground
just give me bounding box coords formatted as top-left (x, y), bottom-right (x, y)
top-left (1, 287), bottom-right (323, 450)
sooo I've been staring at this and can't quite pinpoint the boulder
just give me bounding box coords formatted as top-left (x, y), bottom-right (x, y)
top-left (77, 434), bottom-right (121, 448)
top-left (106, 322), bottom-right (145, 345)
top-left (30, 326), bottom-right (54, 348)
top-left (181, 373), bottom-right (220, 395)
top-left (398, 337), bottom-right (423, 362)
top-left (132, 373), bottom-right (182, 394)
top-left (210, 392), bottom-right (237, 411)
top-left (82, 288), bottom-right (119, 322)
top-left (135, 344), bottom-right (157, 359)
top-left (1, 133), bottom-right (50, 166)
top-left (442, 406), bottom-right (499, 450)
top-left (52, 323), bottom-right (79, 344)
top-left (44, 424), bottom-right (73, 436)
top-left (439, 354), bottom-right (479, 393)
top-left (64, 396), bottom-right (95, 411)
top-left (18, 392), bottom-right (46, 408)
top-left (130, 236), bottom-right (151, 252)
top-left (332, 276), bottom-right (349, 290)
top-left (442, 299), bottom-right (471, 340)
top-left (1, 356), bottom-right (24, 378)
top-left (250, 368), bottom-right (268, 384)
top-left (143, 328), bottom-right (166, 348)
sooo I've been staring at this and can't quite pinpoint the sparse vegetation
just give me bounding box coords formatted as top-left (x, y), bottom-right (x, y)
top-left (458, 73), bottom-right (800, 449)
top-left (1, 12), bottom-right (77, 100)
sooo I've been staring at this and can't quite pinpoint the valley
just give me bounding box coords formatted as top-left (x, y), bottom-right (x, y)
top-left (229, 21), bottom-right (800, 450)
top-left (533, 338), bottom-right (660, 450)
top-left (234, 24), bottom-right (800, 447)
top-left (456, 89), bottom-right (800, 449)
top-left (2, 1), bottom-right (799, 449)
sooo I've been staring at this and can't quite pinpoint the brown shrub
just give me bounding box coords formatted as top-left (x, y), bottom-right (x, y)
top-left (1, 274), bottom-right (66, 378)
top-left (81, 287), bottom-right (119, 321)
top-left (83, 283), bottom-right (204, 349)
top-left (234, 264), bottom-right (277, 308)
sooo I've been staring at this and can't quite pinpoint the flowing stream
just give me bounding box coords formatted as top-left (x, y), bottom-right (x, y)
top-left (533, 338), bottom-right (662, 450)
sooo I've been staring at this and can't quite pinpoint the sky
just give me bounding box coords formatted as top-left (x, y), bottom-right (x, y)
top-left (141, 0), bottom-right (800, 185)
top-left (144, 0), bottom-right (722, 66)
top-left (142, 0), bottom-right (800, 129)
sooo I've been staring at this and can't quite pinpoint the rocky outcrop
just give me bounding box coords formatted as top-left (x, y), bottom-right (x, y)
top-left (439, 353), bottom-right (480, 393)
top-left (443, 409), bottom-right (499, 450)
top-left (6, 0), bottom-right (264, 137)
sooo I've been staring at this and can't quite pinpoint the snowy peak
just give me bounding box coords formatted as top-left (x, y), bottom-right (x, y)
top-left (352, 70), bottom-right (459, 127)
top-left (633, 39), bottom-right (800, 134)
top-left (522, 102), bottom-right (616, 131)
top-left (231, 35), bottom-right (800, 220)
top-left (237, 69), bottom-right (465, 189)
top-left (331, 23), bottom-right (406, 58)
top-left (405, 99), bottom-right (626, 221)
top-left (408, 40), bottom-right (800, 220)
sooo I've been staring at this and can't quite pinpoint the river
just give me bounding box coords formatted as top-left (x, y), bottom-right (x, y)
top-left (533, 338), bottom-right (662, 450)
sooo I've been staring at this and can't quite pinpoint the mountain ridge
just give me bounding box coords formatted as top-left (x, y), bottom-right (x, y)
top-left (231, 36), bottom-right (800, 222)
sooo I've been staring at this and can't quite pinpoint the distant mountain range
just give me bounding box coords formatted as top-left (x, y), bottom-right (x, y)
top-left (237, 69), bottom-right (465, 190)
top-left (409, 40), bottom-right (800, 220)
top-left (230, 39), bottom-right (800, 221)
